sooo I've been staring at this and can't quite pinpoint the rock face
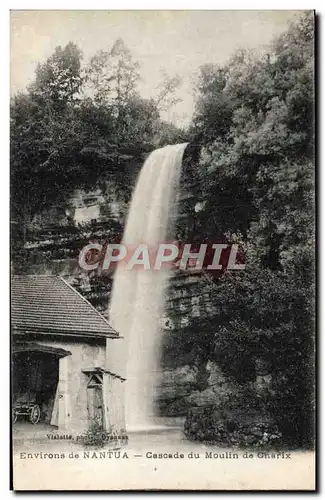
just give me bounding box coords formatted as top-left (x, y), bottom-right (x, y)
top-left (155, 365), bottom-right (197, 416)
top-left (186, 361), bottom-right (236, 406)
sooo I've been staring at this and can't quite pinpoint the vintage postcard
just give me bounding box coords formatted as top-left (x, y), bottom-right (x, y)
top-left (10, 10), bottom-right (315, 490)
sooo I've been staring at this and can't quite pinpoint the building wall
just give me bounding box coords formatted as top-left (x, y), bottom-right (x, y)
top-left (103, 373), bottom-right (126, 434)
top-left (35, 339), bottom-right (106, 433)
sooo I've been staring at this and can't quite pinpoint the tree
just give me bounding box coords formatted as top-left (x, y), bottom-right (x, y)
top-left (85, 38), bottom-right (140, 106)
top-left (10, 38), bottom-right (186, 267)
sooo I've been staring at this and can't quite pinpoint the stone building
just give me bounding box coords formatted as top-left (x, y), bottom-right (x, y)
top-left (12, 275), bottom-right (125, 435)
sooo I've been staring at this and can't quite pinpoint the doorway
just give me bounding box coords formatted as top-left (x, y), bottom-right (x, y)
top-left (12, 343), bottom-right (71, 427)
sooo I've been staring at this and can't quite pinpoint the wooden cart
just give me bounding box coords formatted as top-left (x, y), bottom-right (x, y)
top-left (12, 402), bottom-right (41, 424)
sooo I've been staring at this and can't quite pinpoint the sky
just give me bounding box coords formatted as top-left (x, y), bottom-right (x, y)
top-left (10, 10), bottom-right (302, 125)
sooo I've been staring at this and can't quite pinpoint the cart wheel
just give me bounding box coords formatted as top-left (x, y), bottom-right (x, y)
top-left (30, 405), bottom-right (41, 424)
top-left (12, 410), bottom-right (17, 424)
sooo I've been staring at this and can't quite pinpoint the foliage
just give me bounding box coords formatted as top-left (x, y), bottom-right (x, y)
top-left (177, 12), bottom-right (315, 447)
top-left (184, 400), bottom-right (282, 448)
top-left (11, 38), bottom-right (185, 259)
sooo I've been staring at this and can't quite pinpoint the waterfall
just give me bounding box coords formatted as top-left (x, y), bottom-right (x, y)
top-left (108, 143), bottom-right (188, 430)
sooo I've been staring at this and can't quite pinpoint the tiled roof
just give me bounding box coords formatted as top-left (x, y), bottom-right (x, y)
top-left (11, 275), bottom-right (118, 338)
